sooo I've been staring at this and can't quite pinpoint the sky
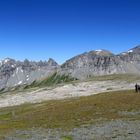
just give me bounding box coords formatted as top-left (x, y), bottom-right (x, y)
top-left (0, 0), bottom-right (140, 64)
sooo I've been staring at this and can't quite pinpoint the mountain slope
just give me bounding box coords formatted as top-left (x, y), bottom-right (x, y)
top-left (1, 45), bottom-right (140, 90)
top-left (0, 58), bottom-right (59, 90)
top-left (61, 45), bottom-right (140, 79)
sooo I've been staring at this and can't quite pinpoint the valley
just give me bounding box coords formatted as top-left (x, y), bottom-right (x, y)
top-left (0, 89), bottom-right (140, 139)
top-left (0, 74), bottom-right (140, 139)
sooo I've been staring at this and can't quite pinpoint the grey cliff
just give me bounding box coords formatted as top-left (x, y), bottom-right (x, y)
top-left (1, 45), bottom-right (140, 90)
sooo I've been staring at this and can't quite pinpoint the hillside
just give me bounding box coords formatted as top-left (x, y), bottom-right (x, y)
top-left (61, 45), bottom-right (140, 79)
top-left (0, 90), bottom-right (140, 139)
top-left (1, 45), bottom-right (140, 90)
top-left (0, 74), bottom-right (139, 108)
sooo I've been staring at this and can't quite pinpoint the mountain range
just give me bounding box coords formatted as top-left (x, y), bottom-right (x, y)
top-left (0, 45), bottom-right (140, 90)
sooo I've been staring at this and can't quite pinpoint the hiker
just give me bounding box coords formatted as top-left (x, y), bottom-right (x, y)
top-left (138, 85), bottom-right (140, 93)
top-left (135, 83), bottom-right (138, 93)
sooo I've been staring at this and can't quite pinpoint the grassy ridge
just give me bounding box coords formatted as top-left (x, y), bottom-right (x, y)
top-left (0, 90), bottom-right (140, 138)
top-left (1, 74), bottom-right (140, 94)
top-left (36, 72), bottom-right (76, 86)
top-left (0, 73), bottom-right (77, 94)
top-left (24, 72), bottom-right (76, 89)
top-left (88, 74), bottom-right (140, 82)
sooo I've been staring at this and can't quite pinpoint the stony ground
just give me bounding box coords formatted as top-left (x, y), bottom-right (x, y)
top-left (5, 120), bottom-right (140, 140)
top-left (0, 80), bottom-right (137, 108)
top-left (1, 76), bottom-right (140, 140)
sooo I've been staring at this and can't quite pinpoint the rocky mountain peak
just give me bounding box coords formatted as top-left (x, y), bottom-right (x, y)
top-left (0, 58), bottom-right (16, 67)
top-left (61, 45), bottom-right (140, 80)
top-left (0, 58), bottom-right (59, 90)
top-left (47, 58), bottom-right (58, 66)
top-left (89, 49), bottom-right (114, 56)
top-left (1, 45), bottom-right (140, 90)
top-left (120, 45), bottom-right (140, 56)
top-left (129, 45), bottom-right (140, 54)
top-left (2, 58), bottom-right (15, 63)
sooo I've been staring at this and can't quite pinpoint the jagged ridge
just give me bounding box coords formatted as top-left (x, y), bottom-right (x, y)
top-left (1, 45), bottom-right (140, 90)
top-left (61, 45), bottom-right (140, 79)
top-left (0, 58), bottom-right (59, 90)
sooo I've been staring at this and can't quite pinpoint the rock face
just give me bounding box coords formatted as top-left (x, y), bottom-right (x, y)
top-left (1, 45), bottom-right (140, 90)
top-left (0, 58), bottom-right (59, 90)
top-left (61, 46), bottom-right (140, 79)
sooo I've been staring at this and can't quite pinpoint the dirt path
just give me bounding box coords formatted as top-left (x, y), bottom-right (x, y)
top-left (0, 80), bottom-right (136, 108)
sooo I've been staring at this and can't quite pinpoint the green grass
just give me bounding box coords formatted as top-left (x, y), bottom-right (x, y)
top-left (0, 72), bottom-right (77, 95)
top-left (0, 73), bottom-right (139, 95)
top-left (0, 89), bottom-right (140, 138)
top-left (23, 72), bottom-right (76, 89)
top-left (87, 74), bottom-right (140, 83)
top-left (62, 136), bottom-right (73, 140)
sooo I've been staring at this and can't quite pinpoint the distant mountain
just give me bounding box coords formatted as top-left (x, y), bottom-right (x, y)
top-left (120, 45), bottom-right (140, 55)
top-left (1, 45), bottom-right (140, 90)
top-left (0, 58), bottom-right (59, 90)
top-left (89, 49), bottom-right (114, 56)
top-left (61, 45), bottom-right (140, 79)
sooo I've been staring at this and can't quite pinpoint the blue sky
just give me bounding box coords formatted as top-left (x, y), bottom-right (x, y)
top-left (0, 0), bottom-right (140, 64)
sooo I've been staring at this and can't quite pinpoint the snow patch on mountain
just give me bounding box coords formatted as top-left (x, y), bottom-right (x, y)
top-left (95, 49), bottom-right (103, 52)
top-left (18, 81), bottom-right (23, 85)
top-left (128, 50), bottom-right (133, 53)
top-left (4, 58), bottom-right (10, 64)
top-left (122, 52), bottom-right (127, 55)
